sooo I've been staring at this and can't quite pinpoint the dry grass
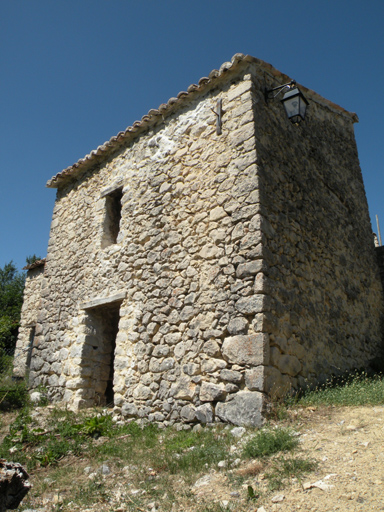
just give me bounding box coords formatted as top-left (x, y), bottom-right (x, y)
top-left (0, 404), bottom-right (316, 511)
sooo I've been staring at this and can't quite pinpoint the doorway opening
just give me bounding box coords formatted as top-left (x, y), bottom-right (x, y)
top-left (26, 326), bottom-right (35, 370)
top-left (85, 301), bottom-right (121, 406)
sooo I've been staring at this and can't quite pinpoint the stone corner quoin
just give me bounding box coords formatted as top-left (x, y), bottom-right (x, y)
top-left (14, 54), bottom-right (384, 428)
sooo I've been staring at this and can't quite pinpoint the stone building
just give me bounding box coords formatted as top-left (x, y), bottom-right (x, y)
top-left (14, 259), bottom-right (46, 372)
top-left (14, 54), bottom-right (384, 426)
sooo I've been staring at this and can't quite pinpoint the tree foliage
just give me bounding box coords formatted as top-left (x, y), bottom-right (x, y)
top-left (0, 262), bottom-right (25, 352)
top-left (25, 254), bottom-right (41, 266)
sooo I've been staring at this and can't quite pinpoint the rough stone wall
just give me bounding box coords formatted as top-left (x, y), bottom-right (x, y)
top-left (13, 265), bottom-right (45, 378)
top-left (28, 67), bottom-right (269, 426)
top-left (250, 69), bottom-right (384, 395)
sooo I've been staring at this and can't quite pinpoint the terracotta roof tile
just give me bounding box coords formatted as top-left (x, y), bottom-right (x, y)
top-left (23, 258), bottom-right (46, 271)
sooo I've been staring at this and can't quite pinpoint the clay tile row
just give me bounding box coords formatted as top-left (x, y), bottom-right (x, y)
top-left (47, 53), bottom-right (251, 186)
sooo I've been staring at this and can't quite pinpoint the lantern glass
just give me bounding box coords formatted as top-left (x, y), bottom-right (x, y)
top-left (281, 87), bottom-right (308, 123)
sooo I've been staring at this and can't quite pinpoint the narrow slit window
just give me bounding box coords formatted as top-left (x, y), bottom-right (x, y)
top-left (102, 188), bottom-right (123, 247)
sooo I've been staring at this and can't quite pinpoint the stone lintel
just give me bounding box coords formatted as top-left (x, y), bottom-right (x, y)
top-left (80, 291), bottom-right (127, 310)
top-left (100, 180), bottom-right (124, 198)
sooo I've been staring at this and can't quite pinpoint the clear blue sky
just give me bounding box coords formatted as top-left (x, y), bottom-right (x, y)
top-left (1, 0), bottom-right (383, 271)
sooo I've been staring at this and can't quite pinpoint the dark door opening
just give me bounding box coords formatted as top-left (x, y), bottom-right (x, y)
top-left (26, 326), bottom-right (35, 370)
top-left (86, 302), bottom-right (121, 407)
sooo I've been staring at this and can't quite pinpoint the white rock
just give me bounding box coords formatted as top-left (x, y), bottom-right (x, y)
top-left (303, 474), bottom-right (337, 491)
top-left (230, 426), bottom-right (246, 438)
top-left (271, 494), bottom-right (285, 502)
top-left (193, 474), bottom-right (213, 488)
top-left (98, 464), bottom-right (111, 475)
top-left (30, 391), bottom-right (43, 404)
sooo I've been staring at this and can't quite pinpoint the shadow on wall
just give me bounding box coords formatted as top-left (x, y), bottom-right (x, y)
top-left (370, 246), bottom-right (384, 372)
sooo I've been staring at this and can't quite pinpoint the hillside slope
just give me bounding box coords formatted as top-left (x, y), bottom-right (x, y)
top-left (1, 405), bottom-right (383, 511)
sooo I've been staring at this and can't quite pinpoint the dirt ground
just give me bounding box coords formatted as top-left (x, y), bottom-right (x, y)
top-left (265, 405), bottom-right (384, 512)
top-left (1, 405), bottom-right (384, 512)
top-left (189, 405), bottom-right (384, 512)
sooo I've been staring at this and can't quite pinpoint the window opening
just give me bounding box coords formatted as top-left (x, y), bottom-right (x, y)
top-left (102, 188), bottom-right (123, 248)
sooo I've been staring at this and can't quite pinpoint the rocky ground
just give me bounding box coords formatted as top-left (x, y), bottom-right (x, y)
top-left (255, 405), bottom-right (384, 511)
top-left (1, 405), bottom-right (384, 512)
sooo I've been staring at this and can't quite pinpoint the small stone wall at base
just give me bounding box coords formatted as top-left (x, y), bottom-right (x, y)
top-left (13, 265), bottom-right (45, 378)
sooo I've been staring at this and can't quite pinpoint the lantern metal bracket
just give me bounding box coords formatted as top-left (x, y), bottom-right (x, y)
top-left (211, 98), bottom-right (224, 135)
top-left (265, 79), bottom-right (308, 123)
top-left (264, 80), bottom-right (297, 102)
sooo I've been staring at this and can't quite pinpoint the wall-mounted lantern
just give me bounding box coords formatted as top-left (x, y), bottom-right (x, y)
top-left (265, 80), bottom-right (309, 124)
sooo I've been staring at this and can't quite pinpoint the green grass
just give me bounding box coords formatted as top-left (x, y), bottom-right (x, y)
top-left (242, 426), bottom-right (299, 458)
top-left (161, 427), bottom-right (232, 475)
top-left (70, 478), bottom-right (112, 509)
top-left (266, 456), bottom-right (318, 490)
top-left (92, 423), bottom-right (233, 479)
top-left (6, 367), bottom-right (383, 511)
top-left (294, 371), bottom-right (384, 407)
top-left (0, 402), bottom-right (320, 512)
top-left (7, 366), bottom-right (384, 511)
top-left (0, 407), bottom-right (107, 468)
top-left (0, 399), bottom-right (317, 511)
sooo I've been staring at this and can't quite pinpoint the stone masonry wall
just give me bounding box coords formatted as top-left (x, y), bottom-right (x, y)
top-left (13, 265), bottom-right (45, 378)
top-left (28, 66), bottom-right (269, 426)
top-left (249, 69), bottom-right (384, 394)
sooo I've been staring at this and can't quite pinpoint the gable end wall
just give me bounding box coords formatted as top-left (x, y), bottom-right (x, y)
top-left (25, 68), bottom-right (270, 426)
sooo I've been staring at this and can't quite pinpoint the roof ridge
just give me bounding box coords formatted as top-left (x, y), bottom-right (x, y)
top-left (46, 54), bottom-right (357, 188)
top-left (23, 258), bottom-right (46, 270)
top-left (47, 53), bottom-right (254, 187)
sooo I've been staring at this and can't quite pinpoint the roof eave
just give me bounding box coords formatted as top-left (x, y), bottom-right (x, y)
top-left (46, 53), bottom-right (358, 189)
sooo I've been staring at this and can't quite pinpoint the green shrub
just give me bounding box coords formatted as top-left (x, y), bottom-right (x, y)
top-left (0, 261), bottom-right (25, 353)
top-left (243, 427), bottom-right (298, 458)
top-left (0, 352), bottom-right (29, 411)
top-left (81, 412), bottom-right (114, 438)
top-left (0, 349), bottom-right (12, 374)
top-left (0, 380), bottom-right (29, 410)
